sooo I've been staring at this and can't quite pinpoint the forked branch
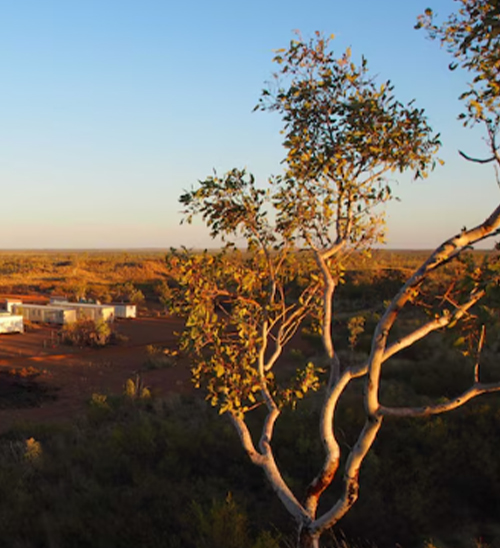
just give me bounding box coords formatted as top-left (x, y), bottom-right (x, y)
top-left (304, 205), bottom-right (500, 538)
top-left (303, 287), bottom-right (484, 517)
top-left (366, 203), bottom-right (500, 416)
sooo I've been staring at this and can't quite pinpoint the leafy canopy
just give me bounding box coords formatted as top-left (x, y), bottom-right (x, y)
top-left (174, 34), bottom-right (440, 419)
top-left (417, 0), bottom-right (500, 127)
top-left (166, 245), bottom-right (323, 417)
top-left (256, 32), bottom-right (441, 250)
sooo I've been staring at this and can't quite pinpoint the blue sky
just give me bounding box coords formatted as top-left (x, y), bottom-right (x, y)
top-left (0, 0), bottom-right (498, 249)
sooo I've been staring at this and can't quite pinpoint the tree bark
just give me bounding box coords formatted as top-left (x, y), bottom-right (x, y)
top-left (298, 526), bottom-right (320, 548)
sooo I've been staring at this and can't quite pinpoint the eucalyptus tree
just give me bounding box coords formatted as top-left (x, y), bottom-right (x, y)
top-left (169, 26), bottom-right (500, 548)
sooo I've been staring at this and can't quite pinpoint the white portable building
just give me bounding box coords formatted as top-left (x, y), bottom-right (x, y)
top-left (49, 296), bottom-right (69, 305)
top-left (112, 303), bottom-right (137, 319)
top-left (54, 303), bottom-right (115, 322)
top-left (12, 304), bottom-right (77, 325)
top-left (0, 313), bottom-right (23, 334)
top-left (5, 299), bottom-right (23, 313)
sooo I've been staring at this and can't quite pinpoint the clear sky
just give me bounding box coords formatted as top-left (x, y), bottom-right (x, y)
top-left (0, 0), bottom-right (498, 250)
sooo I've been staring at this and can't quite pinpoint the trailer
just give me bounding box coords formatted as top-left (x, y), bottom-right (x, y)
top-left (112, 303), bottom-right (137, 319)
top-left (0, 313), bottom-right (23, 334)
top-left (54, 303), bottom-right (115, 323)
top-left (12, 304), bottom-right (77, 325)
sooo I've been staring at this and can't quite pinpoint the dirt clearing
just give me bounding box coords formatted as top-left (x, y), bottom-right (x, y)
top-left (0, 316), bottom-right (191, 431)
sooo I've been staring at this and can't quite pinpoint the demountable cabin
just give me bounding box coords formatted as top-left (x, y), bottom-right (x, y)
top-left (12, 304), bottom-right (77, 325)
top-left (49, 296), bottom-right (69, 305)
top-left (5, 299), bottom-right (23, 313)
top-left (0, 313), bottom-right (23, 333)
top-left (54, 303), bottom-right (115, 322)
top-left (112, 303), bottom-right (137, 319)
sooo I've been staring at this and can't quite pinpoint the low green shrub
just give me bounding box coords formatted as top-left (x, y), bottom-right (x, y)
top-left (143, 345), bottom-right (178, 370)
top-left (60, 319), bottom-right (118, 347)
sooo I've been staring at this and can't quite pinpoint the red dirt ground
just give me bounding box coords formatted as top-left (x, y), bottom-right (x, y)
top-left (0, 313), bottom-right (191, 432)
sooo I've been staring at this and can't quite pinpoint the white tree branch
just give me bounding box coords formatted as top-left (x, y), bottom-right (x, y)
top-left (304, 366), bottom-right (353, 517)
top-left (229, 412), bottom-right (309, 524)
top-left (379, 382), bottom-right (500, 417)
top-left (383, 288), bottom-right (485, 360)
top-left (366, 203), bottom-right (500, 417)
top-left (303, 289), bottom-right (482, 517)
top-left (228, 412), bottom-right (265, 466)
top-left (312, 416), bottom-right (383, 534)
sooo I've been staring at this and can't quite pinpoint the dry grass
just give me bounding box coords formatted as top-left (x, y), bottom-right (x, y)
top-left (0, 250), bottom-right (171, 299)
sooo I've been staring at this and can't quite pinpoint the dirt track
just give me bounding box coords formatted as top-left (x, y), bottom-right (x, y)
top-left (0, 315), bottom-right (191, 431)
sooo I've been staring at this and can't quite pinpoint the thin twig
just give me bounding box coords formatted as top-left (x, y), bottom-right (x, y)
top-left (459, 150), bottom-right (496, 164)
top-left (474, 324), bottom-right (486, 383)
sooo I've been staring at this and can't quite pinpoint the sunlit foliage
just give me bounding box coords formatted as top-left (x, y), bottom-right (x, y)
top-left (417, 0), bottom-right (500, 127)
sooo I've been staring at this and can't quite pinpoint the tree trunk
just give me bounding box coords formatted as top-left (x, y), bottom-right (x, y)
top-left (298, 527), bottom-right (320, 548)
